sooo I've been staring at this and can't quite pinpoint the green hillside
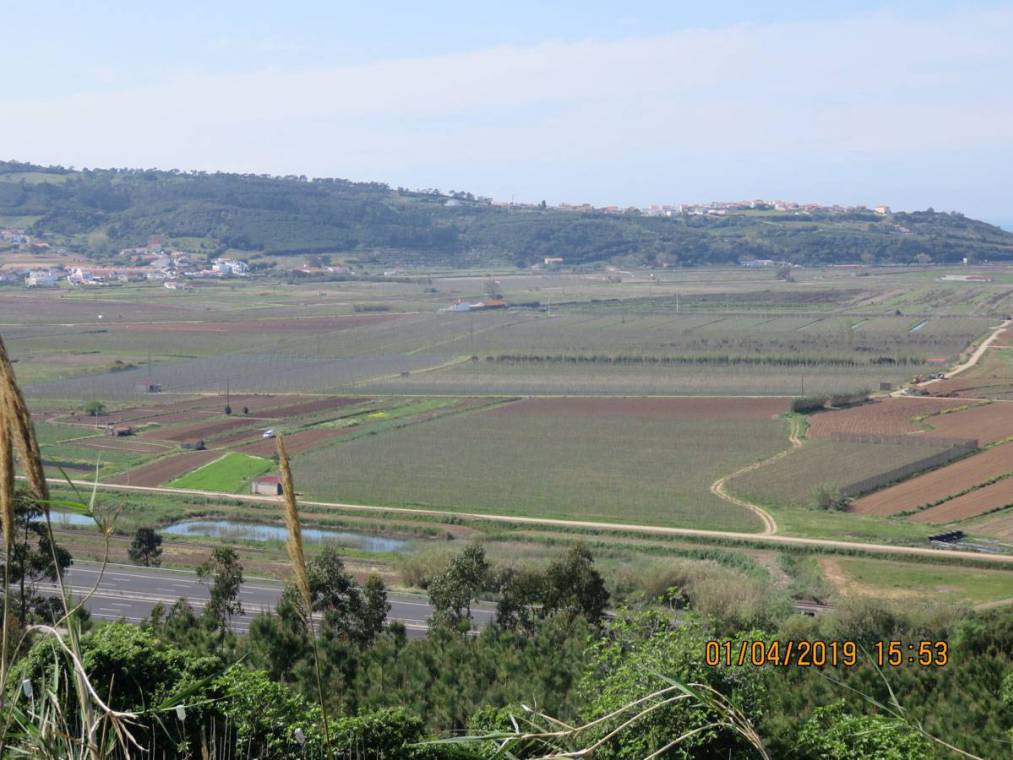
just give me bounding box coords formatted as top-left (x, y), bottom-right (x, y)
top-left (2, 159), bottom-right (1011, 268)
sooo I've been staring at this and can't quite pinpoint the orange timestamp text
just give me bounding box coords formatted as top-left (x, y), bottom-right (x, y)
top-left (704, 639), bottom-right (949, 668)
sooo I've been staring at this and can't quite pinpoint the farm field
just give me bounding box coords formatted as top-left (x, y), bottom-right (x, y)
top-left (105, 450), bottom-right (221, 486)
top-left (806, 397), bottom-right (969, 437)
top-left (909, 478), bottom-right (1013, 524)
top-left (8, 268), bottom-right (1003, 400)
top-left (167, 452), bottom-right (273, 493)
top-left (928, 344), bottom-right (1013, 399)
top-left (291, 396), bottom-right (792, 531)
top-left (826, 557), bottom-right (1013, 605)
top-left (728, 437), bottom-right (957, 509)
top-left (11, 267), bottom-right (1013, 552)
top-left (854, 443), bottom-right (1013, 515)
top-left (920, 399), bottom-right (1013, 444)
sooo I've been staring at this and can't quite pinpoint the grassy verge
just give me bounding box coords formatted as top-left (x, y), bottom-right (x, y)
top-left (833, 557), bottom-right (1013, 605)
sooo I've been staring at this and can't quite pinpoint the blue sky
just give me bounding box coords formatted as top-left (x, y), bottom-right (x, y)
top-left (2, 1), bottom-right (1011, 225)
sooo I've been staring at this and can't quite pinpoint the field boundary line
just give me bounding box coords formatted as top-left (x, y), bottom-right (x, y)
top-left (350, 355), bottom-right (473, 386)
top-left (708, 415), bottom-right (805, 535)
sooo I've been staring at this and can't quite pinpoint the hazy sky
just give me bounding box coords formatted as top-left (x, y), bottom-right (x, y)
top-left (2, 1), bottom-right (1011, 223)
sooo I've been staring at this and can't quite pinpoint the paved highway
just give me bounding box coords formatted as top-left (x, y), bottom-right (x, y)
top-left (39, 561), bottom-right (496, 637)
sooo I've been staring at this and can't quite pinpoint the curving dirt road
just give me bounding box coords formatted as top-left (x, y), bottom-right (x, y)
top-left (708, 415), bottom-right (805, 535)
top-left (910, 318), bottom-right (1012, 391)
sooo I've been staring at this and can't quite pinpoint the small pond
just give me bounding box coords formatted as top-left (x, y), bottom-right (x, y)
top-left (162, 519), bottom-right (409, 553)
top-left (47, 513), bottom-right (409, 554)
top-left (50, 512), bottom-right (97, 527)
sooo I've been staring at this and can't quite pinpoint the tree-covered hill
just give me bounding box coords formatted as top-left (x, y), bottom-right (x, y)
top-left (2, 159), bottom-right (1011, 267)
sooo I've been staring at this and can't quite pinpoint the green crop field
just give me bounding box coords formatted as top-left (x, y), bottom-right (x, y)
top-left (290, 399), bottom-right (790, 531)
top-left (167, 452), bottom-right (273, 493)
top-left (727, 438), bottom-right (954, 509)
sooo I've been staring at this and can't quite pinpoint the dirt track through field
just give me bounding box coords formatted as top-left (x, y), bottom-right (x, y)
top-left (709, 416), bottom-right (804, 535)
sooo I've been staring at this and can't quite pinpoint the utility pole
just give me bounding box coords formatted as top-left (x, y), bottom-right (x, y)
top-left (801, 374), bottom-right (805, 396)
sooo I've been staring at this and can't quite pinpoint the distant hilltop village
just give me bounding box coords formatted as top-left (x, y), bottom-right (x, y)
top-left (495, 198), bottom-right (893, 217)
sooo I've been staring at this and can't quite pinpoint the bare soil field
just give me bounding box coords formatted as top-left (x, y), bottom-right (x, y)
top-left (922, 401), bottom-right (1013, 444)
top-left (237, 428), bottom-right (344, 457)
top-left (854, 443), bottom-right (1013, 515)
top-left (257, 396), bottom-right (363, 418)
top-left (150, 417), bottom-right (259, 443)
top-left (105, 450), bottom-right (219, 486)
top-left (484, 396), bottom-right (789, 420)
top-left (910, 478), bottom-right (1013, 524)
top-left (807, 397), bottom-right (967, 438)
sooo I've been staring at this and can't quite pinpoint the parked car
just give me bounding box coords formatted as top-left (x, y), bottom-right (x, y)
top-left (262, 429), bottom-right (275, 439)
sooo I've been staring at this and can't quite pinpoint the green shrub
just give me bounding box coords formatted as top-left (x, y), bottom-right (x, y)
top-left (813, 484), bottom-right (852, 512)
top-left (791, 396), bottom-right (827, 414)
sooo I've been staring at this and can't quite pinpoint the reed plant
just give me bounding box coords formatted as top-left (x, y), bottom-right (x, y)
top-left (277, 433), bottom-right (332, 758)
top-left (0, 334), bottom-right (138, 759)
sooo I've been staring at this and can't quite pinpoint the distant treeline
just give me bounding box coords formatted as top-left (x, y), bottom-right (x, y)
top-left (487, 354), bottom-right (926, 368)
top-left (3, 160), bottom-right (1013, 267)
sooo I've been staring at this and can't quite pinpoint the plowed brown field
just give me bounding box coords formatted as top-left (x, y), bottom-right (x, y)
top-left (105, 450), bottom-right (219, 486)
top-left (923, 401), bottom-right (1013, 444)
top-left (258, 396), bottom-right (362, 418)
top-left (485, 396), bottom-right (788, 419)
top-left (236, 428), bottom-right (344, 457)
top-left (151, 417), bottom-right (259, 442)
top-left (910, 477), bottom-right (1013, 523)
top-left (807, 398), bottom-right (966, 438)
top-left (853, 443), bottom-right (1013, 515)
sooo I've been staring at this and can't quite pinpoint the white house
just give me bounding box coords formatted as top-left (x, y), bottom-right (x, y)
top-left (25, 270), bottom-right (58, 287)
top-left (212, 258), bottom-right (249, 276)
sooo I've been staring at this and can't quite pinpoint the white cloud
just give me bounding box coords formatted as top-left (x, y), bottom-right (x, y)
top-left (2, 6), bottom-right (1011, 211)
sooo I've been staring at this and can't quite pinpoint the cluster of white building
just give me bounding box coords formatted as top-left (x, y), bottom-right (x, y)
top-left (643, 200), bottom-right (892, 217)
top-left (10, 253), bottom-right (251, 289)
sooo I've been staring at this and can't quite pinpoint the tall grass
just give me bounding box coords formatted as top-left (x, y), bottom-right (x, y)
top-left (0, 335), bottom-right (138, 759)
top-left (277, 434), bottom-right (331, 757)
top-left (432, 677), bottom-right (771, 759)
